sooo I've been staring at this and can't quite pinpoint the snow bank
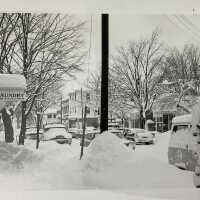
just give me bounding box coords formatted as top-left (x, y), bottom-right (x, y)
top-left (82, 131), bottom-right (133, 172)
top-left (0, 141), bottom-right (41, 172)
top-left (81, 131), bottom-right (194, 189)
top-left (81, 132), bottom-right (134, 188)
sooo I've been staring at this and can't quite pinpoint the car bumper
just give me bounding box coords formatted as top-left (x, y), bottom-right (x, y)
top-left (49, 138), bottom-right (72, 145)
top-left (136, 139), bottom-right (154, 144)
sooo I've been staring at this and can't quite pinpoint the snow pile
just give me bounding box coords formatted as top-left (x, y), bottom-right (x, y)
top-left (81, 132), bottom-right (134, 188)
top-left (0, 141), bottom-right (41, 172)
top-left (82, 131), bottom-right (133, 172)
top-left (81, 132), bottom-right (194, 189)
top-left (23, 140), bottom-right (83, 190)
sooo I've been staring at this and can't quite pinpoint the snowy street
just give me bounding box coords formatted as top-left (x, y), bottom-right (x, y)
top-left (0, 131), bottom-right (199, 200)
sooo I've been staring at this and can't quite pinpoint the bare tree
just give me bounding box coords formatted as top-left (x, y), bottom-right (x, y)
top-left (4, 13), bottom-right (86, 145)
top-left (163, 44), bottom-right (200, 113)
top-left (111, 30), bottom-right (165, 128)
top-left (0, 13), bottom-right (20, 143)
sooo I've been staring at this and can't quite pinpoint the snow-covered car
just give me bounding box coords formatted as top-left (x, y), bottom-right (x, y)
top-left (124, 128), bottom-right (135, 141)
top-left (79, 128), bottom-right (100, 147)
top-left (134, 129), bottom-right (155, 145)
top-left (107, 128), bottom-right (124, 138)
top-left (68, 128), bottom-right (82, 138)
top-left (25, 127), bottom-right (43, 140)
top-left (42, 124), bottom-right (72, 145)
top-left (108, 129), bottom-right (136, 150)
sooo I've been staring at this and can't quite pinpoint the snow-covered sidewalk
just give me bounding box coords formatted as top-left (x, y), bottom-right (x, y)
top-left (0, 131), bottom-right (199, 200)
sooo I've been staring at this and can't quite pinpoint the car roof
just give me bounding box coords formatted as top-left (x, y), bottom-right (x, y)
top-left (172, 114), bottom-right (192, 124)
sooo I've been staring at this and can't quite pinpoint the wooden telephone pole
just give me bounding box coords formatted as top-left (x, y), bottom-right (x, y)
top-left (100, 14), bottom-right (109, 133)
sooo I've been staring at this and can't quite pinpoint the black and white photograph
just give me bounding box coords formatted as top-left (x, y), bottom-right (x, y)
top-left (0, 1), bottom-right (200, 200)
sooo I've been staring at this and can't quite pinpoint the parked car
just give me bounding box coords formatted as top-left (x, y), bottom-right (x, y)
top-left (108, 128), bottom-right (124, 138)
top-left (108, 129), bottom-right (136, 150)
top-left (68, 128), bottom-right (82, 138)
top-left (124, 128), bottom-right (136, 142)
top-left (25, 127), bottom-right (43, 140)
top-left (42, 124), bottom-right (72, 145)
top-left (79, 128), bottom-right (100, 147)
top-left (132, 129), bottom-right (155, 145)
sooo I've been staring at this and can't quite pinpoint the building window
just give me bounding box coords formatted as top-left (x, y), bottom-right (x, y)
top-left (86, 107), bottom-right (90, 114)
top-left (47, 114), bottom-right (52, 119)
top-left (86, 92), bottom-right (90, 101)
top-left (53, 114), bottom-right (56, 118)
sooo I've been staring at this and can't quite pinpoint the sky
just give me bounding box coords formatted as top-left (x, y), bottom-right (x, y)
top-left (1, 0), bottom-right (200, 97)
top-left (61, 14), bottom-right (200, 97)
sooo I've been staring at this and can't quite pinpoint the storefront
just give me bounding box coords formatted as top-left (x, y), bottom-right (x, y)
top-left (0, 74), bottom-right (26, 131)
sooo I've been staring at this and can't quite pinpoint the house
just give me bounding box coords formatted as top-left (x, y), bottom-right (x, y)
top-left (43, 107), bottom-right (60, 125)
top-left (68, 89), bottom-right (99, 129)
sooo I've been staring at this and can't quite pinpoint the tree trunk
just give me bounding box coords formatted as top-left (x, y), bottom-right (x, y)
top-left (1, 108), bottom-right (14, 143)
top-left (139, 109), bottom-right (145, 129)
top-left (19, 101), bottom-right (27, 145)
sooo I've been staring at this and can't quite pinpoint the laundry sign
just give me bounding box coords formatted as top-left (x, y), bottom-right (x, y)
top-left (0, 90), bottom-right (25, 100)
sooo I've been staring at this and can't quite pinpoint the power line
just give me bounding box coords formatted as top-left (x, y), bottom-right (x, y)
top-left (181, 15), bottom-right (200, 37)
top-left (165, 15), bottom-right (200, 43)
top-left (174, 15), bottom-right (200, 42)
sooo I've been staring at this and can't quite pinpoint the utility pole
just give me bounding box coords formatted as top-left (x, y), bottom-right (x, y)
top-left (36, 109), bottom-right (40, 149)
top-left (100, 13), bottom-right (109, 133)
top-left (80, 105), bottom-right (87, 160)
top-left (80, 88), bottom-right (87, 160)
top-left (36, 99), bottom-right (42, 149)
top-left (60, 96), bottom-right (63, 124)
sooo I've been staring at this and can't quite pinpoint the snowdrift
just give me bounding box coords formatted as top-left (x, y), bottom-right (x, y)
top-left (82, 131), bottom-right (133, 172)
top-left (81, 132), bottom-right (134, 188)
top-left (0, 141), bottom-right (41, 172)
top-left (81, 132), bottom-right (194, 189)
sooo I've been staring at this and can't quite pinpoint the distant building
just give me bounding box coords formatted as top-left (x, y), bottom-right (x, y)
top-left (68, 89), bottom-right (99, 129)
top-left (43, 107), bottom-right (60, 125)
top-left (127, 94), bottom-right (197, 132)
top-left (62, 98), bottom-right (69, 124)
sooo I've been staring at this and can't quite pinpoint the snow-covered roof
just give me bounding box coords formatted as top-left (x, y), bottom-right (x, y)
top-left (172, 114), bottom-right (192, 124)
top-left (146, 119), bottom-right (155, 124)
top-left (44, 124), bottom-right (66, 129)
top-left (0, 74), bottom-right (26, 89)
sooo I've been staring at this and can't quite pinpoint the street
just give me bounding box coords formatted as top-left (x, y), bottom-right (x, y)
top-left (0, 131), bottom-right (199, 200)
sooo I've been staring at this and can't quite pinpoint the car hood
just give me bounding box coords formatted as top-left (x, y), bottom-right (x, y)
top-left (43, 128), bottom-right (72, 140)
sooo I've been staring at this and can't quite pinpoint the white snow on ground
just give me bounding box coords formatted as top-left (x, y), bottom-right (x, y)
top-left (81, 132), bottom-right (194, 189)
top-left (0, 130), bottom-right (199, 200)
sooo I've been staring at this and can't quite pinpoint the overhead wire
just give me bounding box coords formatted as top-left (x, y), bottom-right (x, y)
top-left (174, 15), bottom-right (200, 42)
top-left (164, 15), bottom-right (200, 43)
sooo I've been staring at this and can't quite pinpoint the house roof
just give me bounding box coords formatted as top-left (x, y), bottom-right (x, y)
top-left (0, 74), bottom-right (26, 89)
